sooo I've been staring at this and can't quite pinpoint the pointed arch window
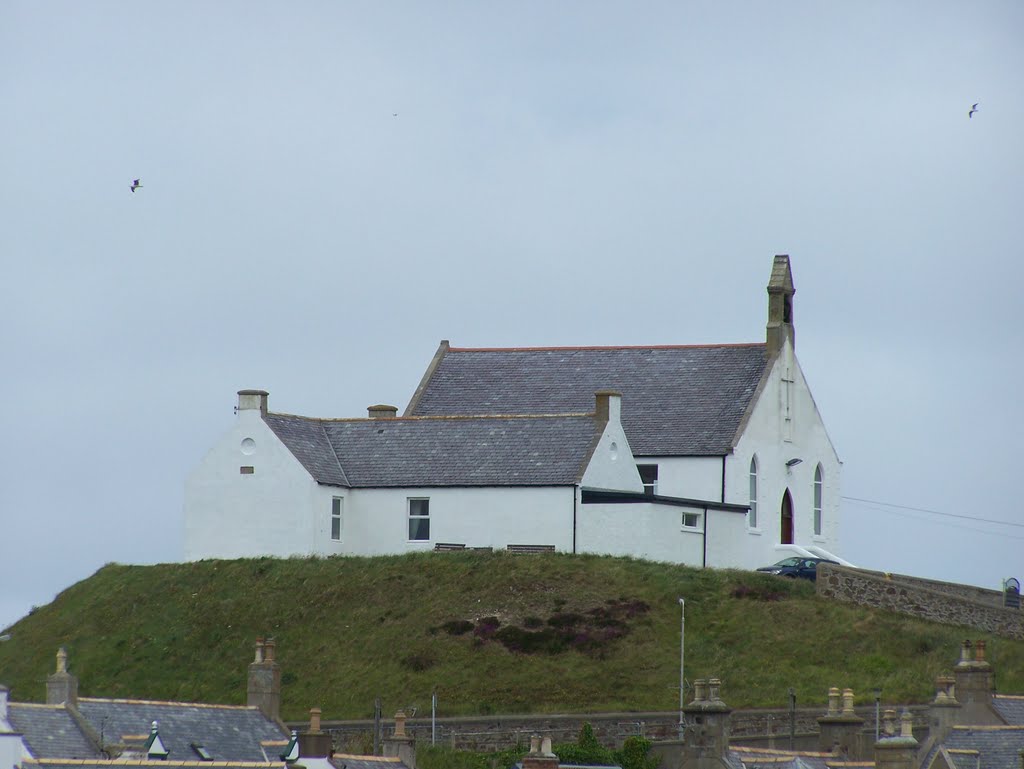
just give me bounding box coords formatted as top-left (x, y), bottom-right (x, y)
top-left (748, 456), bottom-right (758, 529)
top-left (813, 464), bottom-right (823, 536)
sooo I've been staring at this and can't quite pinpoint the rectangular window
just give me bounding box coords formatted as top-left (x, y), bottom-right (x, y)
top-left (408, 498), bottom-right (430, 541)
top-left (637, 464), bottom-right (658, 497)
top-left (331, 497), bottom-right (343, 541)
top-left (681, 512), bottom-right (701, 529)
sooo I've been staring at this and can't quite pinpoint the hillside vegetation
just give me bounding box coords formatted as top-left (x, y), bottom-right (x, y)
top-left (1, 552), bottom-right (1022, 721)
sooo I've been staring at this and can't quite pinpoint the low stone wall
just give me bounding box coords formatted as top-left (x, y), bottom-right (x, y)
top-left (304, 705), bottom-right (927, 753)
top-left (816, 563), bottom-right (1024, 639)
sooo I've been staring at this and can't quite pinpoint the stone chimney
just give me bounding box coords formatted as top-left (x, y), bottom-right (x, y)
top-left (46, 647), bottom-right (78, 706)
top-left (297, 707), bottom-right (332, 759)
top-left (681, 678), bottom-right (733, 769)
top-left (0, 685), bottom-right (8, 721)
top-left (766, 254), bottom-right (795, 358)
top-left (954, 639), bottom-right (995, 721)
top-left (817, 687), bottom-right (865, 759)
top-left (917, 675), bottom-right (962, 761)
top-left (247, 638), bottom-right (281, 720)
top-left (382, 710), bottom-right (416, 769)
top-left (237, 389), bottom-right (269, 416)
top-left (873, 710), bottom-right (917, 769)
top-left (594, 390), bottom-right (622, 424)
top-left (367, 404), bottom-right (399, 419)
top-left (521, 735), bottom-right (559, 769)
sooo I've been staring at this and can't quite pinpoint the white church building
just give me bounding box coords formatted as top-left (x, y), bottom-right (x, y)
top-left (184, 255), bottom-right (845, 569)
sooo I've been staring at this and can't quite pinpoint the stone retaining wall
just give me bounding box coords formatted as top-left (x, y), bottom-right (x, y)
top-left (816, 563), bottom-right (1024, 639)
top-left (305, 705), bottom-right (927, 753)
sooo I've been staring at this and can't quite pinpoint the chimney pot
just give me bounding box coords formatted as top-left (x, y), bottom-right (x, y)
top-left (368, 404), bottom-right (399, 419)
top-left (842, 688), bottom-right (855, 716)
top-left (529, 735), bottom-right (541, 753)
top-left (310, 707), bottom-right (321, 733)
top-left (541, 737), bottom-right (553, 756)
top-left (827, 687), bottom-right (841, 715)
top-left (254, 638), bottom-right (265, 663)
top-left (960, 640), bottom-right (973, 663)
top-left (975, 640), bottom-right (987, 661)
top-left (693, 679), bottom-right (708, 703)
top-left (264, 638), bottom-right (276, 662)
top-left (393, 710), bottom-right (407, 738)
top-left (899, 710), bottom-right (914, 739)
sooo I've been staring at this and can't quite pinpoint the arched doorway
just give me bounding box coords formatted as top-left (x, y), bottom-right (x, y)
top-left (780, 489), bottom-right (794, 544)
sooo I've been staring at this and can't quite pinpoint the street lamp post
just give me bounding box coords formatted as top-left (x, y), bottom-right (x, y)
top-left (874, 688), bottom-right (882, 742)
top-left (678, 597), bottom-right (685, 738)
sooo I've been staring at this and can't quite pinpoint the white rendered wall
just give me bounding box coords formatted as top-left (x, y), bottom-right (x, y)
top-left (724, 341), bottom-right (842, 568)
top-left (337, 486), bottom-right (576, 554)
top-left (581, 400), bottom-right (645, 493)
top-left (631, 456), bottom-right (723, 500)
top-left (578, 502), bottom-right (746, 567)
top-left (184, 410), bottom-right (328, 560)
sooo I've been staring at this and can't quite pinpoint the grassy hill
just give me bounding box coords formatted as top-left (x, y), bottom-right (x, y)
top-left (1, 552), bottom-right (1022, 721)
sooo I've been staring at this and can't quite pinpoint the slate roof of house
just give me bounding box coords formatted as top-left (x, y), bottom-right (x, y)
top-left (406, 344), bottom-right (770, 456)
top-left (993, 694), bottom-right (1024, 725)
top-left (24, 762), bottom-right (282, 769)
top-left (924, 726), bottom-right (1024, 769)
top-left (263, 413), bottom-right (600, 488)
top-left (729, 746), bottom-right (839, 769)
top-left (328, 756), bottom-right (411, 769)
top-left (74, 698), bottom-right (288, 762)
top-left (6, 704), bottom-right (101, 760)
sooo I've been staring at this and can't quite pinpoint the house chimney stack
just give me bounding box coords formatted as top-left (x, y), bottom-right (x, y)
top-left (367, 404), bottom-right (399, 419)
top-left (247, 638), bottom-right (281, 720)
top-left (873, 710), bottom-right (918, 769)
top-left (521, 734), bottom-right (558, 769)
top-left (682, 676), bottom-right (732, 767)
top-left (383, 710), bottom-right (417, 769)
top-left (766, 254), bottom-right (795, 358)
top-left (237, 390), bottom-right (269, 416)
top-left (297, 707), bottom-right (333, 759)
top-left (818, 687), bottom-right (865, 758)
top-left (46, 647), bottom-right (78, 706)
top-left (954, 638), bottom-right (993, 717)
top-left (594, 390), bottom-right (622, 423)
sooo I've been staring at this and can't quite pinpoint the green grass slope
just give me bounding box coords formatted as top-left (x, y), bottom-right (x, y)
top-left (1, 553), bottom-right (1021, 721)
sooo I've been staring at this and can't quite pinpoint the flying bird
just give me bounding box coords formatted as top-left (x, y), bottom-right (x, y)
top-left (968, 103), bottom-right (979, 119)
top-left (130, 178), bottom-right (143, 192)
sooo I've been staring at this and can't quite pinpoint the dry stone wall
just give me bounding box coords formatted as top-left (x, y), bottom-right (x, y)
top-left (816, 563), bottom-right (1024, 639)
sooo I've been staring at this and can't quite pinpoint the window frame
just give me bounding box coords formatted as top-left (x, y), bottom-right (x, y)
top-left (331, 497), bottom-right (343, 542)
top-left (637, 464), bottom-right (658, 497)
top-left (813, 464), bottom-right (823, 537)
top-left (408, 497), bottom-right (430, 542)
top-left (748, 456), bottom-right (759, 529)
top-left (681, 511), bottom-right (702, 530)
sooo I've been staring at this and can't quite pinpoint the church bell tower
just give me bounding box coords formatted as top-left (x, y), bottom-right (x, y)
top-left (766, 254), bottom-right (795, 358)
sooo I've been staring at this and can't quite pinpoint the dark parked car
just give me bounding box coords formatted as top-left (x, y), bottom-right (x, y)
top-left (756, 556), bottom-right (837, 581)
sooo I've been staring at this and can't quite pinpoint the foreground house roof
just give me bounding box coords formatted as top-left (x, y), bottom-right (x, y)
top-left (264, 412), bottom-right (602, 488)
top-left (405, 343), bottom-right (769, 456)
top-left (6, 705), bottom-right (101, 760)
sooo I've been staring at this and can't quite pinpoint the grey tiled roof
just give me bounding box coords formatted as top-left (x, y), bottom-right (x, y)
top-left (75, 699), bottom-right (288, 762)
top-left (993, 695), bottom-right (1024, 725)
top-left (407, 345), bottom-right (769, 456)
top-left (25, 763), bottom-right (281, 769)
top-left (7, 704), bottom-right (101, 759)
top-left (929, 726), bottom-right (1024, 769)
top-left (330, 758), bottom-right (410, 769)
top-left (730, 747), bottom-right (829, 769)
top-left (264, 413), bottom-right (599, 487)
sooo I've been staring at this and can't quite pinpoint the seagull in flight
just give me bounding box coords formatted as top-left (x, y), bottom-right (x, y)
top-left (130, 178), bottom-right (143, 192)
top-left (968, 103), bottom-right (979, 119)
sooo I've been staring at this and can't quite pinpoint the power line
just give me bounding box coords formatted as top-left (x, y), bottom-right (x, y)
top-left (841, 495), bottom-right (1024, 529)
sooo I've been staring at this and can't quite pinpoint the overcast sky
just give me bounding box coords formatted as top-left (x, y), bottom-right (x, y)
top-left (3, 2), bottom-right (1023, 631)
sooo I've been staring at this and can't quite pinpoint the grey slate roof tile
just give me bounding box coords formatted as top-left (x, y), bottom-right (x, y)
top-left (407, 345), bottom-right (769, 456)
top-left (25, 763), bottom-right (281, 769)
top-left (7, 704), bottom-right (100, 760)
top-left (264, 414), bottom-right (598, 488)
top-left (993, 695), bottom-right (1024, 725)
top-left (931, 726), bottom-right (1024, 769)
top-left (75, 699), bottom-right (288, 763)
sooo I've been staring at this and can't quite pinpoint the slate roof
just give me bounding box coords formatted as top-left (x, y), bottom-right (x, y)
top-left (263, 413), bottom-right (599, 488)
top-left (24, 763), bottom-right (281, 769)
top-left (925, 725), bottom-right (1024, 769)
top-left (993, 695), bottom-right (1024, 725)
top-left (7, 704), bottom-right (101, 760)
top-left (329, 756), bottom-right (410, 769)
top-left (74, 698), bottom-right (288, 762)
top-left (406, 344), bottom-right (770, 456)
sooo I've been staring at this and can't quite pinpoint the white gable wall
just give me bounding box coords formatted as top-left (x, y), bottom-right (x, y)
top-left (581, 400), bottom-right (645, 494)
top-left (723, 341), bottom-right (842, 568)
top-left (184, 411), bottom-right (332, 560)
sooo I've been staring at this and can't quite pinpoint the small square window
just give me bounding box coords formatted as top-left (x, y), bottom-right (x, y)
top-left (408, 498), bottom-right (430, 541)
top-left (637, 464), bottom-right (658, 497)
top-left (681, 512), bottom-right (701, 529)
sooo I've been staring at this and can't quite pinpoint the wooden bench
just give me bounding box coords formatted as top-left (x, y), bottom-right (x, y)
top-left (506, 544), bottom-right (556, 554)
top-left (433, 543), bottom-right (466, 552)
